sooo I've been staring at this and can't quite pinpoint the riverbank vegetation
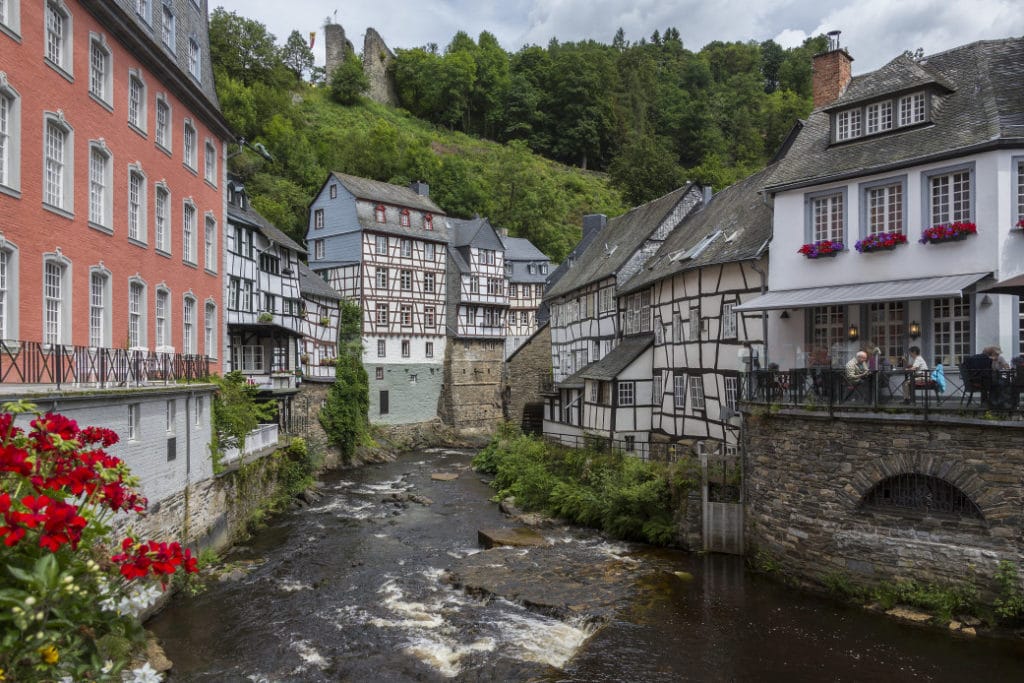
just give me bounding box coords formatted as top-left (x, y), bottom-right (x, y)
top-left (472, 425), bottom-right (698, 545)
top-left (319, 301), bottom-right (371, 464)
top-left (210, 371), bottom-right (276, 474)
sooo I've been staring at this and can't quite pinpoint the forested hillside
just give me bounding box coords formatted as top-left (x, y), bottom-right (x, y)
top-left (210, 10), bottom-right (824, 261)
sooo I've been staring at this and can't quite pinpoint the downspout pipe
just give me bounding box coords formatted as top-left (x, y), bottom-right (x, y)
top-left (750, 238), bottom-right (771, 366)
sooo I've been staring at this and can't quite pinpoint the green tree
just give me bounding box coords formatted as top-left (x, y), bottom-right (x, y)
top-left (208, 9), bottom-right (290, 88)
top-left (608, 132), bottom-right (685, 205)
top-left (211, 371), bottom-right (276, 469)
top-left (319, 301), bottom-right (369, 464)
top-left (281, 30), bottom-right (316, 81)
top-left (330, 51), bottom-right (370, 105)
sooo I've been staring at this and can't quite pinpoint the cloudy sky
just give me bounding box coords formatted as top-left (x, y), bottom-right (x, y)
top-left (211, 0), bottom-right (1023, 74)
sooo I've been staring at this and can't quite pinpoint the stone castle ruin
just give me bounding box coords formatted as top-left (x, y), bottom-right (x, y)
top-left (324, 23), bottom-right (399, 107)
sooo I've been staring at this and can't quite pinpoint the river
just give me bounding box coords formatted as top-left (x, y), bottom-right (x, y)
top-left (149, 448), bottom-right (1024, 681)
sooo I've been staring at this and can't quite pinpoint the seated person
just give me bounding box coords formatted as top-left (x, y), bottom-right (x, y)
top-left (845, 351), bottom-right (870, 383)
top-left (902, 346), bottom-right (929, 402)
top-left (983, 346), bottom-right (1010, 370)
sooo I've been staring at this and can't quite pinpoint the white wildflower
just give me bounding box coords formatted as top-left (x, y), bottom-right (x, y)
top-left (123, 662), bottom-right (163, 683)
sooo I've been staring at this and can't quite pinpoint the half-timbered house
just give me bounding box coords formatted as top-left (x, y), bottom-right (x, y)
top-left (225, 178), bottom-right (305, 425)
top-left (297, 262), bottom-right (342, 383)
top-left (501, 234), bottom-right (551, 359)
top-left (543, 185), bottom-right (704, 444)
top-left (617, 166), bottom-right (774, 458)
top-left (439, 217), bottom-right (509, 429)
top-left (305, 173), bottom-right (448, 424)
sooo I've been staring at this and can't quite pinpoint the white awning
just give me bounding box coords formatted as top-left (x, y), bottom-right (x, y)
top-left (734, 273), bottom-right (990, 312)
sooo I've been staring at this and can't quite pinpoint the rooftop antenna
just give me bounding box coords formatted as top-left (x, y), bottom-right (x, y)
top-left (827, 30), bottom-right (841, 52)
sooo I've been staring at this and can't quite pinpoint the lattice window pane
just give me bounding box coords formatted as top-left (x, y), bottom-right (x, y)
top-left (933, 297), bottom-right (971, 367)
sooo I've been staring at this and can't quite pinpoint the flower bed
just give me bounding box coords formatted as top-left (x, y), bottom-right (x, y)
top-left (855, 231), bottom-right (908, 253)
top-left (798, 240), bottom-right (844, 259)
top-left (919, 221), bottom-right (977, 244)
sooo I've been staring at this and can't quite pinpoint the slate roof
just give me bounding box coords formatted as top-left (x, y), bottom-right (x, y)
top-left (446, 217), bottom-right (504, 250)
top-left (331, 172), bottom-right (445, 215)
top-left (298, 262), bottom-right (343, 301)
top-left (502, 236), bottom-right (549, 261)
top-left (546, 184), bottom-right (697, 299)
top-left (766, 37), bottom-right (1024, 192)
top-left (448, 246), bottom-right (472, 275)
top-left (227, 204), bottom-right (306, 255)
top-left (620, 166), bottom-right (775, 295)
top-left (574, 334), bottom-right (654, 382)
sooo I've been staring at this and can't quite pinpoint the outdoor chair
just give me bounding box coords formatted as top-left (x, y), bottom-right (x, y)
top-left (959, 358), bottom-right (992, 407)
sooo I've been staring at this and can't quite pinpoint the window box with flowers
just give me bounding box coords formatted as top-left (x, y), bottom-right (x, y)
top-left (919, 221), bottom-right (977, 244)
top-left (798, 240), bottom-right (844, 259)
top-left (1014, 218), bottom-right (1024, 231)
top-left (855, 232), bottom-right (908, 253)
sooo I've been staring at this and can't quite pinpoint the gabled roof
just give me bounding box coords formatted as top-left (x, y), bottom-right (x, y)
top-left (501, 236), bottom-right (549, 262)
top-left (447, 217), bottom-right (504, 250)
top-left (448, 246), bottom-right (472, 275)
top-left (546, 184), bottom-right (697, 299)
top-left (766, 37), bottom-right (1024, 192)
top-left (575, 334), bottom-right (654, 382)
top-left (329, 172), bottom-right (445, 215)
top-left (298, 262), bottom-right (343, 301)
top-left (621, 166), bottom-right (775, 294)
top-left (227, 204), bottom-right (306, 255)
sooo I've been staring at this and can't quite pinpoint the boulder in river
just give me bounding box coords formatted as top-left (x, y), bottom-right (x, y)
top-left (432, 472), bottom-right (460, 481)
top-left (478, 527), bottom-right (548, 549)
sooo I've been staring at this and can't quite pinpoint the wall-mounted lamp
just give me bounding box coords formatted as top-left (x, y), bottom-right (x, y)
top-left (780, 310), bottom-right (790, 319)
top-left (908, 320), bottom-right (921, 339)
top-left (848, 324), bottom-right (859, 342)
top-left (980, 294), bottom-right (993, 306)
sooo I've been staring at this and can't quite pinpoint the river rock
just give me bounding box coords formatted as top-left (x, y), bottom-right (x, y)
top-left (948, 620), bottom-right (962, 631)
top-left (885, 607), bottom-right (932, 623)
top-left (408, 494), bottom-right (434, 506)
top-left (478, 527), bottom-right (548, 549)
top-left (146, 635), bottom-right (173, 673)
top-left (432, 472), bottom-right (460, 481)
top-left (499, 497), bottom-right (522, 516)
top-left (961, 626), bottom-right (977, 636)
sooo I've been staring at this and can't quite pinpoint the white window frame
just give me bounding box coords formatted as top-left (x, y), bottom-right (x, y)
top-left (128, 278), bottom-right (146, 348)
top-left (0, 0), bottom-right (21, 37)
top-left (42, 253), bottom-right (71, 346)
top-left (88, 33), bottom-right (112, 107)
top-left (724, 376), bottom-right (739, 412)
top-left (375, 235), bottom-right (387, 255)
top-left (88, 141), bottom-right (113, 230)
top-left (88, 267), bottom-right (110, 348)
top-left (155, 286), bottom-right (171, 350)
top-left (401, 339), bottom-right (410, 358)
top-left (233, 344), bottom-right (264, 372)
top-left (425, 341), bottom-right (434, 358)
top-left (375, 267), bottom-right (388, 289)
top-left (127, 403), bottom-right (140, 441)
top-left (423, 272), bottom-right (435, 293)
top-left (128, 70), bottom-right (147, 134)
top-left (807, 189), bottom-right (845, 244)
top-left (722, 302), bottom-right (737, 339)
top-left (377, 339), bottom-right (386, 357)
top-left (155, 94), bottom-right (171, 152)
top-left (835, 108), bottom-right (861, 141)
top-left (861, 177), bottom-right (905, 236)
top-left (204, 300), bottom-right (217, 359)
top-left (0, 76), bottom-right (21, 194)
top-left (898, 92), bottom-right (926, 127)
top-left (204, 139), bottom-right (217, 185)
top-left (401, 239), bottom-right (413, 257)
top-left (0, 242), bottom-right (18, 341)
top-left (182, 295), bottom-right (196, 354)
top-left (617, 381), bottom-right (634, 406)
top-left (400, 269), bottom-right (412, 291)
top-left (1015, 157), bottom-right (1024, 229)
top-left (424, 306), bottom-right (435, 328)
top-left (182, 119), bottom-right (197, 170)
top-left (376, 302), bottom-right (388, 325)
top-left (132, 0), bottom-right (150, 25)
top-left (425, 242), bottom-right (435, 260)
top-left (204, 214), bottom-right (216, 272)
top-left (127, 166), bottom-right (147, 243)
top-left (187, 36), bottom-right (201, 79)
top-left (43, 112), bottom-right (73, 214)
top-left (924, 163), bottom-right (974, 226)
top-left (689, 375), bottom-right (706, 411)
top-left (161, 3), bottom-right (174, 50)
top-left (166, 400), bottom-right (176, 434)
top-left (865, 100), bottom-right (892, 135)
top-left (44, 1), bottom-right (73, 77)
top-left (689, 306), bottom-right (700, 341)
top-left (314, 239), bottom-right (325, 260)
top-left (673, 373), bottom-right (686, 409)
top-left (182, 200), bottom-right (197, 264)
top-left (155, 182), bottom-right (171, 253)
top-left (933, 297), bottom-right (971, 367)
top-left (313, 208), bottom-right (324, 228)
top-left (400, 304), bottom-right (412, 326)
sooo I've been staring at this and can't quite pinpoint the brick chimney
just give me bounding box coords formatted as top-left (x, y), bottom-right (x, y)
top-left (812, 30), bottom-right (854, 109)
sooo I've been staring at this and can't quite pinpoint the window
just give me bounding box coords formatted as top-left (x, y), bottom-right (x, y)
top-left (375, 267), bottom-right (388, 288)
top-left (423, 272), bottom-right (435, 293)
top-left (188, 37), bottom-right (201, 79)
top-left (183, 121), bottom-right (197, 169)
top-left (927, 167), bottom-right (973, 225)
top-left (44, 114), bottom-right (72, 212)
top-left (329, 184), bottom-right (337, 198)
top-left (424, 242), bottom-right (435, 260)
top-left (623, 290), bottom-right (651, 335)
top-left (470, 276), bottom-right (479, 294)
top-left (868, 301), bottom-right (904, 364)
top-left (689, 376), bottom-right (706, 411)
top-left (0, 0), bottom-right (20, 34)
top-left (521, 310), bottom-right (529, 326)
top-left (155, 288), bottom-right (170, 349)
top-left (375, 235), bottom-right (387, 255)
top-left (864, 181), bottom-right (903, 235)
top-left (241, 280), bottom-right (253, 312)
top-left (724, 376), bottom-right (739, 412)
top-left (155, 184), bottom-right (170, 252)
top-left (166, 400), bottom-right (176, 434)
top-left (376, 302), bottom-right (388, 325)
top-left (400, 304), bottom-right (412, 326)
top-left (599, 287), bottom-right (614, 313)
top-left (87, 35), bottom-right (113, 106)
top-left (425, 342), bottom-right (433, 358)
top-left (653, 372), bottom-right (662, 404)
top-left (204, 216), bottom-right (216, 271)
top-left (809, 191), bottom-right (844, 243)
top-left (161, 4), bottom-right (174, 49)
top-left (424, 306), bottom-right (435, 328)
top-left (487, 278), bottom-right (502, 295)
top-left (182, 296), bottom-right (195, 354)
top-left (379, 390), bottom-right (389, 415)
top-left (88, 271), bottom-right (108, 347)
top-left (128, 72), bottom-right (146, 132)
top-left (865, 100), bottom-right (892, 134)
top-left (624, 435), bottom-right (635, 452)
top-left (133, 0), bottom-right (150, 23)
top-left (45, 1), bottom-right (72, 74)
top-left (898, 93), bottom-right (926, 127)
top-left (835, 108), bottom-right (861, 141)
top-left (204, 302), bottom-right (216, 358)
top-left (128, 169), bottom-right (146, 242)
top-left (509, 284), bottom-right (518, 297)
top-left (672, 313), bottom-right (682, 342)
top-left (400, 270), bottom-right (412, 290)
top-left (314, 239), bottom-right (324, 260)
top-left (480, 249), bottom-right (496, 265)
top-left (375, 204), bottom-right (386, 223)
top-left (689, 306), bottom-right (701, 341)
top-left (231, 343), bottom-right (264, 372)
top-left (0, 247), bottom-right (10, 340)
top-left (809, 305), bottom-right (844, 361)
top-left (313, 208), bottom-right (324, 229)
top-left (424, 213), bottom-right (433, 231)
top-left (722, 302), bottom-right (737, 339)
top-left (262, 292), bottom-right (275, 313)
top-left (0, 81), bottom-right (20, 193)
top-left (86, 143), bottom-right (112, 229)
top-left (204, 140), bottom-right (216, 185)
top-left (933, 297), bottom-right (971, 366)
top-left (399, 208), bottom-right (410, 227)
top-left (401, 239), bottom-right (412, 257)
top-left (673, 374), bottom-right (686, 409)
top-left (231, 225), bottom-right (251, 257)
top-left (127, 404), bottom-right (140, 441)
top-left (43, 259), bottom-right (67, 345)
top-left (484, 307), bottom-right (501, 327)
top-left (128, 280), bottom-right (145, 347)
top-left (617, 381), bottom-right (634, 406)
top-left (401, 340), bottom-right (410, 357)
top-left (155, 96), bottom-right (170, 150)
top-left (182, 201), bottom-right (196, 264)
top-left (1017, 159), bottom-right (1024, 228)
top-left (377, 339), bottom-right (386, 357)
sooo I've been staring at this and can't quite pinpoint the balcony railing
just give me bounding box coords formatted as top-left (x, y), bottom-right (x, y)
top-left (741, 367), bottom-right (1024, 417)
top-left (220, 423), bottom-right (280, 467)
top-left (0, 341), bottom-right (209, 390)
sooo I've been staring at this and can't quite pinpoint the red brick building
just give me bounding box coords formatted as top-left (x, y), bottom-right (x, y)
top-left (0, 0), bottom-right (231, 375)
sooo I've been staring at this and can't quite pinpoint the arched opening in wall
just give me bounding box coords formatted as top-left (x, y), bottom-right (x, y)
top-left (859, 473), bottom-right (983, 520)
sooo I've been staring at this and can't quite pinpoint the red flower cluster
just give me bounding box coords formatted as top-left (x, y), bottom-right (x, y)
top-left (919, 221), bottom-right (977, 244)
top-left (0, 492), bottom-right (87, 549)
top-left (798, 240), bottom-right (844, 258)
top-left (111, 537), bottom-right (198, 582)
top-left (855, 231), bottom-right (908, 253)
top-left (1016, 218), bottom-right (1024, 230)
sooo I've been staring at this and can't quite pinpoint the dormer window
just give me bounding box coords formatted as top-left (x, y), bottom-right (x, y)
top-left (399, 208), bottom-right (410, 227)
top-left (833, 90), bottom-right (929, 143)
top-left (424, 213), bottom-right (433, 230)
top-left (836, 109), bottom-right (861, 141)
top-left (374, 204), bottom-right (386, 223)
top-left (865, 101), bottom-right (892, 134)
top-left (898, 93), bottom-right (926, 126)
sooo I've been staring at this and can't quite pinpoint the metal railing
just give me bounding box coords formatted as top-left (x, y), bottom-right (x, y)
top-left (220, 423), bottom-right (280, 467)
top-left (0, 341), bottom-right (209, 389)
top-left (741, 367), bottom-right (1024, 416)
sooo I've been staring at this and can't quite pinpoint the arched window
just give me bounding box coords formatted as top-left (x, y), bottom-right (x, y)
top-left (88, 139), bottom-right (112, 229)
top-left (374, 204), bottom-right (386, 223)
top-left (399, 208), bottom-right (410, 227)
top-left (204, 300), bottom-right (217, 359)
top-left (127, 277), bottom-right (146, 348)
top-left (424, 213), bottom-right (433, 231)
top-left (860, 473), bottom-right (982, 518)
top-left (43, 111), bottom-right (73, 213)
top-left (42, 251), bottom-right (71, 345)
top-left (0, 74), bottom-right (22, 193)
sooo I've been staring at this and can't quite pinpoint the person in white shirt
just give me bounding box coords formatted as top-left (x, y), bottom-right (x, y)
top-left (902, 345), bottom-right (929, 402)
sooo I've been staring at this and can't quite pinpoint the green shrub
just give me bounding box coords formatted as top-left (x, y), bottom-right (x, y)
top-left (994, 560), bottom-right (1024, 623)
top-left (871, 579), bottom-right (978, 622)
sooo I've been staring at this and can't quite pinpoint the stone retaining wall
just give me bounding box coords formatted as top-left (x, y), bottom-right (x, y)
top-left (743, 409), bottom-right (1024, 591)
